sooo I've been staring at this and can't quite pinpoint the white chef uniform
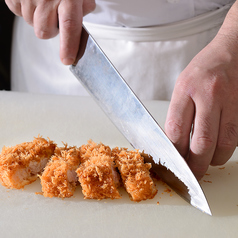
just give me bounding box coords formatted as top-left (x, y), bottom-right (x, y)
top-left (10, 0), bottom-right (234, 100)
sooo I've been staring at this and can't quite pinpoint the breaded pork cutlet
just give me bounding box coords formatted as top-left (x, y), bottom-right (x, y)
top-left (40, 145), bottom-right (81, 198)
top-left (77, 140), bottom-right (121, 200)
top-left (0, 137), bottom-right (56, 189)
top-left (113, 148), bottom-right (158, 202)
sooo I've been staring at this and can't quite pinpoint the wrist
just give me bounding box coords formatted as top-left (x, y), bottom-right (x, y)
top-left (216, 1), bottom-right (238, 49)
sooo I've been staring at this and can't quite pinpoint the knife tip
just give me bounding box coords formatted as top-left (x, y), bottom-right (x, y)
top-left (204, 207), bottom-right (212, 216)
top-left (193, 201), bottom-right (212, 216)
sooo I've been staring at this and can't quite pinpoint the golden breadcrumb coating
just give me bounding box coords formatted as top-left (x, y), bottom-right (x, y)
top-left (112, 148), bottom-right (158, 202)
top-left (40, 144), bottom-right (81, 198)
top-left (77, 140), bottom-right (121, 200)
top-left (0, 137), bottom-right (56, 189)
top-left (0, 137), bottom-right (159, 202)
top-left (79, 140), bottom-right (112, 163)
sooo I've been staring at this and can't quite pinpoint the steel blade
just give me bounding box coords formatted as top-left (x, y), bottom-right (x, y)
top-left (70, 26), bottom-right (212, 215)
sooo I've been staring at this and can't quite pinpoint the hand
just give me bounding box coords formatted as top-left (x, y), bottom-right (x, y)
top-left (165, 30), bottom-right (238, 180)
top-left (5, 0), bottom-right (96, 65)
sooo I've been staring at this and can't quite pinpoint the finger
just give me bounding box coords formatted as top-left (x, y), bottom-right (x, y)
top-left (82, 0), bottom-right (96, 16)
top-left (211, 109), bottom-right (238, 166)
top-left (58, 0), bottom-right (82, 65)
top-left (33, 1), bottom-right (59, 39)
top-left (5, 0), bottom-right (22, 16)
top-left (165, 84), bottom-right (195, 159)
top-left (187, 100), bottom-right (220, 180)
top-left (21, 0), bottom-right (36, 26)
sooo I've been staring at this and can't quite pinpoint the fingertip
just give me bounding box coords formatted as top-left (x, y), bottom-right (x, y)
top-left (210, 157), bottom-right (228, 166)
top-left (188, 163), bottom-right (207, 181)
top-left (195, 174), bottom-right (204, 181)
top-left (34, 28), bottom-right (58, 39)
top-left (187, 153), bottom-right (210, 181)
top-left (82, 0), bottom-right (96, 16)
top-left (61, 57), bottom-right (75, 65)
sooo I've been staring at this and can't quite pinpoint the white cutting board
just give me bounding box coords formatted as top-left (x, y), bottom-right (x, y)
top-left (0, 91), bottom-right (237, 238)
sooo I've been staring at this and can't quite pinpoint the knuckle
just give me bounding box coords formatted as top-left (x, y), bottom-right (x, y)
top-left (61, 18), bottom-right (79, 31)
top-left (165, 119), bottom-right (184, 142)
top-left (195, 135), bottom-right (215, 152)
top-left (165, 119), bottom-right (190, 158)
top-left (217, 139), bottom-right (235, 152)
top-left (217, 122), bottom-right (238, 150)
top-left (193, 116), bottom-right (216, 152)
top-left (224, 122), bottom-right (238, 139)
top-left (210, 152), bottom-right (230, 166)
top-left (198, 70), bottom-right (225, 99)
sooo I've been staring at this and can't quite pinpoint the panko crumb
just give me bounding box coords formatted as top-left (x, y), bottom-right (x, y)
top-left (40, 144), bottom-right (81, 198)
top-left (112, 147), bottom-right (158, 202)
top-left (0, 136), bottom-right (56, 189)
top-left (203, 180), bottom-right (212, 183)
top-left (77, 140), bottom-right (121, 200)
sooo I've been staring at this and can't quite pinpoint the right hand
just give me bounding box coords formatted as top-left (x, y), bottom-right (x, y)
top-left (5, 0), bottom-right (96, 65)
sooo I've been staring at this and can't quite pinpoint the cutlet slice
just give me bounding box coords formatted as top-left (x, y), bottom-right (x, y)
top-left (40, 145), bottom-right (81, 198)
top-left (113, 148), bottom-right (158, 202)
top-left (0, 137), bottom-right (56, 189)
top-left (76, 140), bottom-right (121, 200)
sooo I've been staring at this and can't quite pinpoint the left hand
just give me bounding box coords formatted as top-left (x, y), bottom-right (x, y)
top-left (165, 23), bottom-right (238, 180)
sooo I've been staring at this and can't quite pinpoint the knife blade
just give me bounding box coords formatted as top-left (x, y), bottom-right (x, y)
top-left (70, 25), bottom-right (212, 215)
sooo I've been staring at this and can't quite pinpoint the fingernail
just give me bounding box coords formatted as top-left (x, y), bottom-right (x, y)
top-left (62, 58), bottom-right (75, 65)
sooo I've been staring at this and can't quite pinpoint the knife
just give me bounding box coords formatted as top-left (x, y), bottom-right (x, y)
top-left (70, 25), bottom-right (212, 215)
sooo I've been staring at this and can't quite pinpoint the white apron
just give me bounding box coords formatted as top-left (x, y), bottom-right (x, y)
top-left (11, 3), bottom-right (232, 100)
